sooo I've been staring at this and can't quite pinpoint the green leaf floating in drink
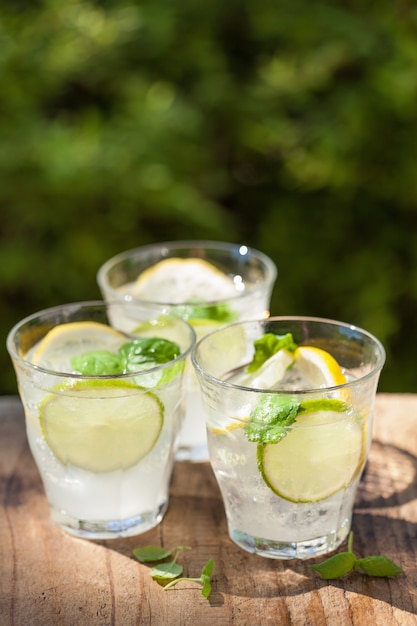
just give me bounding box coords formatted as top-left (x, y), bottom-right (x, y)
top-left (71, 336), bottom-right (183, 386)
top-left (247, 332), bottom-right (297, 373)
top-left (172, 302), bottom-right (238, 342)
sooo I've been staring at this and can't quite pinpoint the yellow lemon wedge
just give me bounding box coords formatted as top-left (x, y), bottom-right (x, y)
top-left (294, 346), bottom-right (347, 388)
top-left (131, 258), bottom-right (237, 303)
top-left (30, 321), bottom-right (126, 372)
top-left (40, 380), bottom-right (163, 473)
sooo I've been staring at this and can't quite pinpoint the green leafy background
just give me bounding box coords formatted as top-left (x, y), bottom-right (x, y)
top-left (2, 0), bottom-right (416, 394)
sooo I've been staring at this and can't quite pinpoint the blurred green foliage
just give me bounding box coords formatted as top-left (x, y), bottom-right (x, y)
top-left (1, 0), bottom-right (417, 393)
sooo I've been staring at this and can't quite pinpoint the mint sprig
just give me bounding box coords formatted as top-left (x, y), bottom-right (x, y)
top-left (245, 396), bottom-right (347, 444)
top-left (70, 336), bottom-right (182, 381)
top-left (310, 532), bottom-right (403, 580)
top-left (163, 558), bottom-right (214, 598)
top-left (247, 332), bottom-right (297, 373)
top-left (132, 545), bottom-right (214, 598)
top-left (173, 302), bottom-right (237, 323)
top-left (245, 395), bottom-right (300, 444)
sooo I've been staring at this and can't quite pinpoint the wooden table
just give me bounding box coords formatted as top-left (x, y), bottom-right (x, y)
top-left (1, 394), bottom-right (416, 626)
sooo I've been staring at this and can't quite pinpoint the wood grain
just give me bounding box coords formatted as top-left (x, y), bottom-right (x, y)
top-left (1, 394), bottom-right (416, 626)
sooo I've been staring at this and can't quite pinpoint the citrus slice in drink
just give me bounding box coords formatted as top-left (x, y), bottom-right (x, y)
top-left (294, 346), bottom-right (347, 387)
top-left (239, 348), bottom-right (295, 389)
top-left (257, 409), bottom-right (364, 502)
top-left (188, 318), bottom-right (226, 342)
top-left (40, 380), bottom-right (163, 473)
top-left (131, 258), bottom-right (237, 303)
top-left (31, 322), bottom-right (126, 372)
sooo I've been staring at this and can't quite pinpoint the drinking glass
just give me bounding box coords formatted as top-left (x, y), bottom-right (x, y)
top-left (7, 301), bottom-right (195, 539)
top-left (192, 316), bottom-right (385, 559)
top-left (97, 240), bottom-right (277, 461)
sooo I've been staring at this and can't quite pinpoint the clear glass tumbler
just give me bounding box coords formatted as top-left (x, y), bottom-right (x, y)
top-left (7, 301), bottom-right (195, 539)
top-left (97, 240), bottom-right (277, 462)
top-left (192, 316), bottom-right (385, 559)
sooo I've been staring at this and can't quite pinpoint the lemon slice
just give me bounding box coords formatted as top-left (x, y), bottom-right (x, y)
top-left (294, 346), bottom-right (347, 387)
top-left (131, 258), bottom-right (237, 303)
top-left (258, 409), bottom-right (364, 502)
top-left (239, 349), bottom-right (295, 389)
top-left (40, 380), bottom-right (163, 473)
top-left (31, 322), bottom-right (126, 372)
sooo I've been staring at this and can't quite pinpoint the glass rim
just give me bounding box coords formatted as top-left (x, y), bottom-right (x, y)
top-left (97, 240), bottom-right (278, 307)
top-left (6, 299), bottom-right (196, 379)
top-left (192, 315), bottom-right (386, 395)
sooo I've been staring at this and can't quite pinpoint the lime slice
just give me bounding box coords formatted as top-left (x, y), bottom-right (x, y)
top-left (131, 257), bottom-right (237, 303)
top-left (40, 380), bottom-right (163, 473)
top-left (31, 321), bottom-right (126, 372)
top-left (189, 318), bottom-right (225, 342)
top-left (258, 409), bottom-right (364, 502)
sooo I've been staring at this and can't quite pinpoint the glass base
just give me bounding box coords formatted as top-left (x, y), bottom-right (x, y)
top-left (50, 500), bottom-right (168, 540)
top-left (229, 524), bottom-right (350, 560)
top-left (175, 443), bottom-right (209, 462)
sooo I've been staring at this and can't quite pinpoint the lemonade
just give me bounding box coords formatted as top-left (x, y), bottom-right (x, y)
top-left (7, 302), bottom-right (194, 539)
top-left (192, 317), bottom-right (385, 559)
top-left (97, 241), bottom-right (277, 461)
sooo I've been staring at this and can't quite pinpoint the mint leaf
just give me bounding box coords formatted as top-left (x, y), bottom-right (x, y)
top-left (172, 303), bottom-right (237, 323)
top-left (201, 558), bottom-right (215, 598)
top-left (120, 337), bottom-right (180, 372)
top-left (71, 350), bottom-right (123, 375)
top-left (71, 336), bottom-right (181, 377)
top-left (245, 395), bottom-right (300, 443)
top-left (310, 552), bottom-right (356, 580)
top-left (132, 545), bottom-right (172, 563)
top-left (134, 544), bottom-right (215, 597)
top-left (298, 398), bottom-right (347, 414)
top-left (163, 558), bottom-right (214, 598)
top-left (356, 556), bottom-right (404, 577)
top-left (245, 396), bottom-right (348, 445)
top-left (310, 532), bottom-right (404, 580)
top-left (247, 333), bottom-right (297, 373)
top-left (151, 561), bottom-right (183, 581)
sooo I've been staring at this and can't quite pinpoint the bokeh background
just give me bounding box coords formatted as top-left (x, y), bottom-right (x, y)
top-left (2, 0), bottom-right (417, 395)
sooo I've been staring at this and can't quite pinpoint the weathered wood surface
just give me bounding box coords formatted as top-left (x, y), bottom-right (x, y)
top-left (1, 393), bottom-right (416, 626)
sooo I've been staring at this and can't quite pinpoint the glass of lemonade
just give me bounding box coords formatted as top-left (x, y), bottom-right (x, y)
top-left (7, 301), bottom-right (195, 539)
top-left (97, 241), bottom-right (277, 462)
top-left (192, 316), bottom-right (385, 559)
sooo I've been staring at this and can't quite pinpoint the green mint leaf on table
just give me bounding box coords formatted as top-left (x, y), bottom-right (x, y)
top-left (132, 545), bottom-right (214, 598)
top-left (310, 532), bottom-right (403, 580)
top-left (356, 556), bottom-right (404, 577)
top-left (132, 545), bottom-right (173, 563)
top-left (132, 545), bottom-right (190, 564)
top-left (163, 558), bottom-right (215, 598)
top-left (200, 558), bottom-right (215, 598)
top-left (247, 333), bottom-right (297, 373)
top-left (310, 552), bottom-right (356, 580)
top-left (151, 561), bottom-right (183, 581)
top-left (70, 350), bottom-right (124, 375)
